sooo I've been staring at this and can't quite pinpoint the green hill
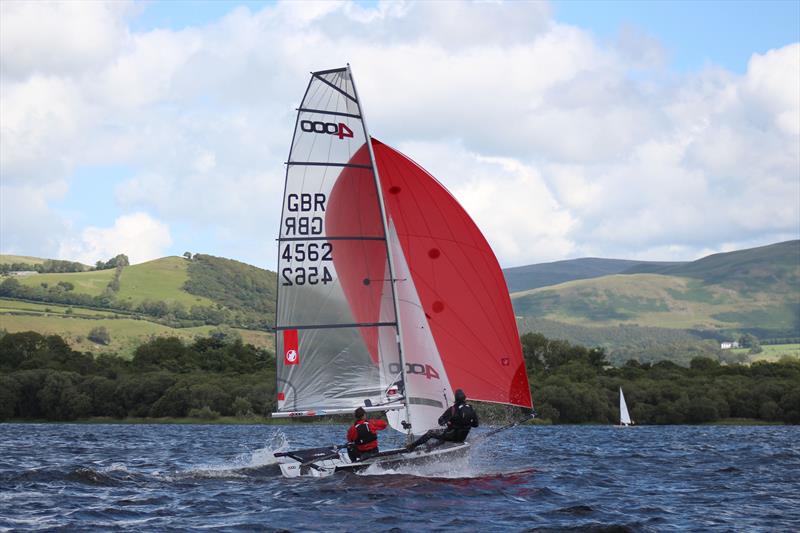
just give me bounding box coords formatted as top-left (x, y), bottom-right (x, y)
top-left (3, 240), bottom-right (797, 366)
top-left (0, 298), bottom-right (272, 358)
top-left (622, 240), bottom-right (800, 291)
top-left (512, 241), bottom-right (800, 358)
top-left (0, 254), bottom-right (277, 356)
top-left (15, 267), bottom-right (116, 296)
top-left (503, 257), bottom-right (684, 293)
top-left (0, 255), bottom-right (47, 266)
top-left (116, 257), bottom-right (215, 308)
top-left (183, 254), bottom-right (277, 328)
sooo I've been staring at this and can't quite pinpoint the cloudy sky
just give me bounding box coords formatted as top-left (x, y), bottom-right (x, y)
top-left (1, 0), bottom-right (798, 269)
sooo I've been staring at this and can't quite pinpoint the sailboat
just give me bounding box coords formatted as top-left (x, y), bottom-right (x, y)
top-left (619, 387), bottom-right (633, 427)
top-left (271, 66), bottom-right (533, 478)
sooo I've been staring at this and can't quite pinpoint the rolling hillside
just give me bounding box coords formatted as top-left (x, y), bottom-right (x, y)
top-left (622, 240), bottom-right (799, 290)
top-left (0, 254), bottom-right (276, 356)
top-left (0, 255), bottom-right (47, 266)
top-left (511, 240), bottom-right (800, 346)
top-left (2, 240), bottom-right (797, 364)
top-left (503, 257), bottom-right (685, 293)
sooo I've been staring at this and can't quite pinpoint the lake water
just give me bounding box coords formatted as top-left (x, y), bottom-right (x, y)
top-left (1, 424), bottom-right (798, 532)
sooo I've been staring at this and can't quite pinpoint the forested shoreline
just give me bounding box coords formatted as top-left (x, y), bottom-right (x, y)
top-left (0, 330), bottom-right (798, 424)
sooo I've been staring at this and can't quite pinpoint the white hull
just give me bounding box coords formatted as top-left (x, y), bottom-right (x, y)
top-left (277, 441), bottom-right (470, 478)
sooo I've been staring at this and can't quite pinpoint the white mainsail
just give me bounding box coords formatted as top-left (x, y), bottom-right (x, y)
top-left (619, 387), bottom-right (633, 426)
top-left (273, 66), bottom-right (404, 416)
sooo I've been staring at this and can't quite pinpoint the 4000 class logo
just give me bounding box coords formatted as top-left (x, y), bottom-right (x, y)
top-left (300, 120), bottom-right (354, 139)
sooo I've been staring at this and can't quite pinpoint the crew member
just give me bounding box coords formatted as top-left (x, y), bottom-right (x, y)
top-left (346, 406), bottom-right (388, 461)
top-left (407, 389), bottom-right (479, 451)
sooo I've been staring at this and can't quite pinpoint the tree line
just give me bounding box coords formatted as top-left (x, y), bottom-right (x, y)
top-left (521, 332), bottom-right (800, 424)
top-left (0, 331), bottom-right (275, 421)
top-left (0, 254), bottom-right (131, 275)
top-left (0, 330), bottom-right (797, 424)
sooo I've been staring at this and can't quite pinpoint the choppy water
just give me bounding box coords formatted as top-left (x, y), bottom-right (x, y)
top-left (1, 424), bottom-right (798, 532)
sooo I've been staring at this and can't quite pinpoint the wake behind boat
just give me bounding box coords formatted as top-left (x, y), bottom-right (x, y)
top-left (271, 65), bottom-right (533, 477)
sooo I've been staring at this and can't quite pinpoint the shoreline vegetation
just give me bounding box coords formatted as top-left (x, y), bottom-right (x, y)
top-left (1, 417), bottom-right (785, 426)
top-left (1, 330), bottom-right (798, 425)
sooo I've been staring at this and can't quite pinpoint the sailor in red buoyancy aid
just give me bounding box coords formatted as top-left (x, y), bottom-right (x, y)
top-left (346, 407), bottom-right (388, 461)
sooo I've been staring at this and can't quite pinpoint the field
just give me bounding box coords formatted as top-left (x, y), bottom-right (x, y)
top-left (0, 255), bottom-right (47, 265)
top-left (115, 257), bottom-right (215, 307)
top-left (731, 343), bottom-right (800, 362)
top-left (511, 273), bottom-right (796, 331)
top-left (0, 298), bottom-right (117, 317)
top-left (15, 268), bottom-right (116, 296)
top-left (11, 256), bottom-right (215, 308)
top-left (0, 298), bottom-right (273, 358)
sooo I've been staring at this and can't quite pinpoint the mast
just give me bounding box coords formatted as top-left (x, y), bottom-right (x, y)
top-left (347, 64), bottom-right (414, 437)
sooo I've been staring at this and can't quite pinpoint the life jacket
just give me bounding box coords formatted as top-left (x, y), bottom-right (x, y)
top-left (449, 403), bottom-right (477, 429)
top-left (354, 420), bottom-right (378, 451)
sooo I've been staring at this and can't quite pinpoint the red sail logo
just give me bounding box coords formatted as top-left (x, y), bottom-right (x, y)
top-left (284, 329), bottom-right (299, 365)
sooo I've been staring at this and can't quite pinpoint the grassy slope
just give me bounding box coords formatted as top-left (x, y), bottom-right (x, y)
top-left (116, 256), bottom-right (214, 307)
top-left (0, 255), bottom-right (47, 265)
top-left (0, 298), bottom-right (273, 358)
top-left (13, 257), bottom-right (215, 307)
top-left (641, 240), bottom-right (799, 288)
top-left (512, 241), bottom-right (799, 335)
top-left (0, 298), bottom-right (117, 317)
top-left (0, 255), bottom-right (272, 358)
top-left (503, 257), bottom-right (686, 293)
top-left (732, 344), bottom-right (800, 362)
top-left (15, 268), bottom-right (116, 296)
top-left (512, 273), bottom-right (791, 328)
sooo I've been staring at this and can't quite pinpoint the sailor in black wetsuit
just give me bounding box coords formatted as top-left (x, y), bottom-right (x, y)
top-left (406, 389), bottom-right (479, 451)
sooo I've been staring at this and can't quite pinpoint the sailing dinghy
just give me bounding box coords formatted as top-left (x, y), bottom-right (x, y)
top-left (272, 66), bottom-right (533, 478)
top-left (619, 387), bottom-right (633, 427)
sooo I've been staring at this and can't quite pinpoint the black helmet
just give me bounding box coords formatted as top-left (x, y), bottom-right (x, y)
top-left (454, 389), bottom-right (466, 405)
top-left (354, 407), bottom-right (366, 420)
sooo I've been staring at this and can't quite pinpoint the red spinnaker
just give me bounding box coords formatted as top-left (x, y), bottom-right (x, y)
top-left (326, 140), bottom-right (532, 409)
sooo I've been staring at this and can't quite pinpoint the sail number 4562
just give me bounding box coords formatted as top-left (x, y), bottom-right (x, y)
top-left (281, 242), bottom-right (334, 286)
top-left (282, 242), bottom-right (332, 262)
top-left (281, 266), bottom-right (333, 286)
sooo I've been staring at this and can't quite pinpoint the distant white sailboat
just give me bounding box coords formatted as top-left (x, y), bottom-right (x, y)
top-left (619, 387), bottom-right (633, 426)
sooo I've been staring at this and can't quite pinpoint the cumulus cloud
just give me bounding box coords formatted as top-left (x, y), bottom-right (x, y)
top-left (0, 0), bottom-right (797, 268)
top-left (0, 1), bottom-right (132, 80)
top-left (396, 140), bottom-right (577, 265)
top-left (58, 213), bottom-right (172, 265)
